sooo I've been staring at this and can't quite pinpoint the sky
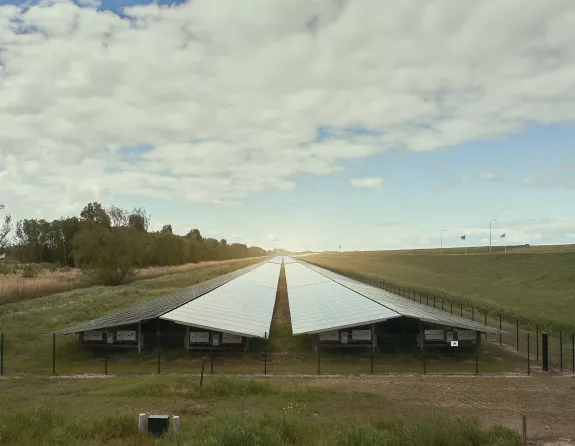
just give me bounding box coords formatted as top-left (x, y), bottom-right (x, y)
top-left (0, 0), bottom-right (574, 252)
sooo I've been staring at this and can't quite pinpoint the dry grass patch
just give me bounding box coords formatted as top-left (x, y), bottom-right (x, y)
top-left (0, 257), bottom-right (267, 304)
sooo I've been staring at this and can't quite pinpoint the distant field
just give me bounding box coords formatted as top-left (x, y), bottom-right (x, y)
top-left (303, 248), bottom-right (575, 334)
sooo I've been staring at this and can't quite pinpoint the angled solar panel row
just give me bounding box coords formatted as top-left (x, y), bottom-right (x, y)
top-left (298, 260), bottom-right (503, 335)
top-left (57, 260), bottom-right (267, 334)
top-left (284, 262), bottom-right (401, 334)
top-left (161, 261), bottom-right (281, 338)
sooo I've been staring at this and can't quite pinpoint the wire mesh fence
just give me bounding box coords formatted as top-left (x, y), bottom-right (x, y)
top-left (0, 330), bottom-right (561, 377)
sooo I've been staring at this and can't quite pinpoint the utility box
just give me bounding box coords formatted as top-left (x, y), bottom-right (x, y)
top-left (424, 330), bottom-right (444, 341)
top-left (352, 330), bottom-right (371, 341)
top-left (319, 331), bottom-right (339, 342)
top-left (147, 415), bottom-right (170, 436)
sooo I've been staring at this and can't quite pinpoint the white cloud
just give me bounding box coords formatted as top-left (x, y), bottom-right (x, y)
top-left (1, 0), bottom-right (575, 222)
top-left (479, 170), bottom-right (498, 181)
top-left (349, 177), bottom-right (383, 189)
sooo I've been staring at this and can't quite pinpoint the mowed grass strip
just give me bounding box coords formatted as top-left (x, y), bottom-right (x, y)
top-left (0, 375), bottom-right (521, 446)
top-left (0, 259), bottom-right (261, 371)
top-left (303, 251), bottom-right (575, 334)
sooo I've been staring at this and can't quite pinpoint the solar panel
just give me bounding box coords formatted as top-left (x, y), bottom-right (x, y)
top-left (56, 260), bottom-right (268, 334)
top-left (299, 260), bottom-right (503, 335)
top-left (160, 262), bottom-right (281, 338)
top-left (284, 262), bottom-right (401, 335)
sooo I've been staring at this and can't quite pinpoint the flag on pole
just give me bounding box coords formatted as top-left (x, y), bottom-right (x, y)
top-left (501, 233), bottom-right (506, 239)
top-left (460, 235), bottom-right (466, 240)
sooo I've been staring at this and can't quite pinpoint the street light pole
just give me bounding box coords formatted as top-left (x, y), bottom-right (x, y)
top-left (441, 229), bottom-right (447, 255)
top-left (489, 218), bottom-right (497, 254)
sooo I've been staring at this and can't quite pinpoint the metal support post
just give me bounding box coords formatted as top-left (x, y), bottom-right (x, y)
top-left (516, 319), bottom-right (519, 353)
top-left (441, 298), bottom-right (444, 311)
top-left (536, 325), bottom-right (539, 362)
top-left (542, 332), bottom-right (549, 372)
top-left (370, 324), bottom-right (374, 375)
top-left (52, 333), bottom-right (56, 375)
top-left (460, 303), bottom-right (463, 317)
top-left (476, 331), bottom-right (480, 375)
top-left (433, 296), bottom-right (436, 308)
top-left (527, 334), bottom-right (530, 376)
top-left (560, 331), bottom-right (563, 372)
top-left (317, 336), bottom-right (321, 375)
top-left (264, 332), bottom-right (268, 375)
top-left (472, 307), bottom-right (474, 321)
top-left (450, 302), bottom-right (453, 314)
top-left (484, 310), bottom-right (487, 326)
top-left (156, 318), bottom-right (161, 375)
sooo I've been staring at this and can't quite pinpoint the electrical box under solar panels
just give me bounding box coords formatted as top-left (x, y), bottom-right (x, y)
top-left (190, 332), bottom-right (210, 343)
top-left (116, 330), bottom-right (136, 341)
top-left (457, 330), bottom-right (476, 341)
top-left (445, 331), bottom-right (454, 342)
top-left (319, 331), bottom-right (339, 342)
top-left (222, 333), bottom-right (242, 344)
top-left (424, 329), bottom-right (445, 341)
top-left (352, 330), bottom-right (372, 341)
top-left (83, 330), bottom-right (103, 341)
top-left (341, 332), bottom-right (349, 344)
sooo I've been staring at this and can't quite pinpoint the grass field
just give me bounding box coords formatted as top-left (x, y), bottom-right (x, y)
top-left (0, 259), bottom-right (262, 372)
top-left (0, 257), bottom-right (266, 305)
top-left (302, 248), bottom-right (575, 335)
top-left (0, 375), bottom-right (523, 445)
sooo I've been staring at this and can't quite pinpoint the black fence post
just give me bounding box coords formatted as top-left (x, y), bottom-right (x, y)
top-left (156, 318), bottom-right (161, 375)
top-left (484, 310), bottom-right (487, 326)
top-left (527, 334), bottom-right (530, 376)
top-left (441, 298), bottom-right (444, 311)
top-left (52, 333), bottom-right (56, 375)
top-left (264, 332), bottom-right (268, 376)
top-left (536, 325), bottom-right (539, 362)
top-left (370, 324), bottom-right (374, 375)
top-left (317, 338), bottom-right (321, 375)
top-left (450, 302), bottom-right (453, 314)
top-left (475, 332), bottom-right (480, 375)
top-left (560, 331), bottom-right (563, 372)
top-left (542, 332), bottom-right (549, 372)
top-left (210, 352), bottom-right (214, 374)
top-left (460, 303), bottom-right (463, 317)
top-left (200, 357), bottom-right (206, 390)
top-left (0, 333), bottom-right (4, 376)
top-left (420, 322), bottom-right (426, 375)
top-left (516, 319), bottom-right (519, 353)
top-left (499, 314), bottom-right (502, 345)
top-left (433, 296), bottom-right (436, 308)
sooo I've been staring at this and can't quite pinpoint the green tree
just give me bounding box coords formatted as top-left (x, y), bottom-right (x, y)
top-left (160, 224), bottom-right (173, 233)
top-left (76, 226), bottom-right (151, 285)
top-left (0, 203), bottom-right (12, 254)
top-left (80, 202), bottom-right (111, 227)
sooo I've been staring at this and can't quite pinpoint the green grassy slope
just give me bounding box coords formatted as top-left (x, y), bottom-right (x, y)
top-left (304, 251), bottom-right (575, 333)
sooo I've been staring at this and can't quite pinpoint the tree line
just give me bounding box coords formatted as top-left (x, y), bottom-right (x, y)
top-left (1, 201), bottom-right (271, 284)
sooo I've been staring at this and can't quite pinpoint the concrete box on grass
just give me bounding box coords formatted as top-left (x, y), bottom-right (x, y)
top-left (148, 415), bottom-right (170, 436)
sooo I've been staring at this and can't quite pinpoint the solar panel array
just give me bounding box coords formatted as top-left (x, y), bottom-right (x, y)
top-left (57, 261), bottom-right (267, 334)
top-left (161, 261), bottom-right (281, 338)
top-left (284, 262), bottom-right (401, 334)
top-left (297, 259), bottom-right (502, 335)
